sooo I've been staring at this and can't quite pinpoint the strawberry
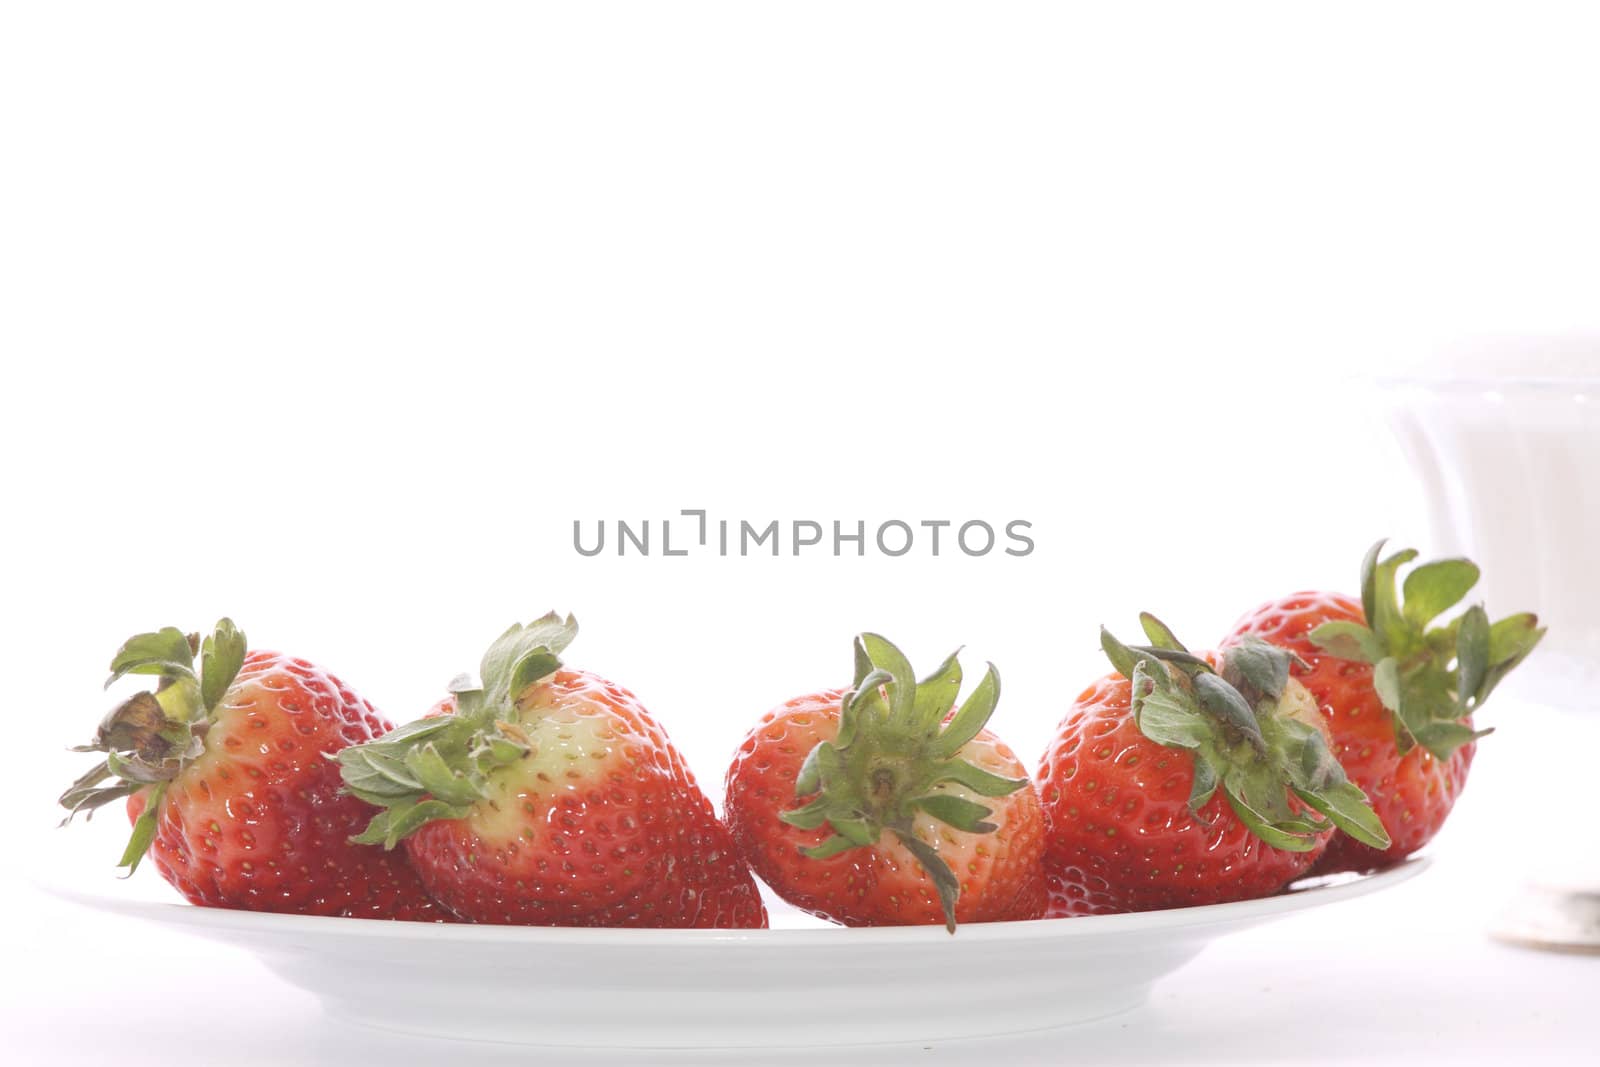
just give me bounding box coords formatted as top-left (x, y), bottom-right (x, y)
top-left (60, 620), bottom-right (445, 920)
top-left (724, 634), bottom-right (1046, 931)
top-left (1037, 615), bottom-right (1389, 916)
top-left (339, 614), bottom-right (767, 928)
top-left (1223, 541), bottom-right (1544, 873)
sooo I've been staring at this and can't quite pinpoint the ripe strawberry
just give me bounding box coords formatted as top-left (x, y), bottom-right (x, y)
top-left (60, 620), bottom-right (445, 920)
top-left (724, 634), bottom-right (1046, 931)
top-left (1224, 541), bottom-right (1544, 873)
top-left (1037, 615), bottom-right (1389, 916)
top-left (340, 614), bottom-right (767, 928)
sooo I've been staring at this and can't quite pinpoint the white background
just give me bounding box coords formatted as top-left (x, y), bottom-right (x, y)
top-left (2, 3), bottom-right (1598, 1064)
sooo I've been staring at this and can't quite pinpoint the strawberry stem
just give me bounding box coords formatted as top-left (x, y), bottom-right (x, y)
top-left (61, 620), bottom-right (244, 873)
top-left (340, 614), bottom-right (577, 849)
top-left (779, 633), bottom-right (1026, 932)
top-left (1104, 621), bottom-right (1391, 853)
top-left (1311, 540), bottom-right (1545, 760)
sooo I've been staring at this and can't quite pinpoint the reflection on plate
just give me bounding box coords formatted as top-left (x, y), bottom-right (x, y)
top-left (40, 821), bottom-right (1427, 1049)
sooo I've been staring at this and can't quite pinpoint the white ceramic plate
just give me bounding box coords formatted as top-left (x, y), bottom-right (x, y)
top-left (39, 819), bottom-right (1427, 1049)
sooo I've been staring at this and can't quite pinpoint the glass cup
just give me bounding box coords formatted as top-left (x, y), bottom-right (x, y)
top-left (1382, 375), bottom-right (1600, 710)
top-left (1379, 365), bottom-right (1600, 952)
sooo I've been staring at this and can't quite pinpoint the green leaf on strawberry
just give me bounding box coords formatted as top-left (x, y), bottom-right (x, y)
top-left (777, 633), bottom-right (1026, 932)
top-left (1103, 620), bottom-right (1391, 853)
top-left (61, 619), bottom-right (247, 873)
top-left (1309, 540), bottom-right (1546, 761)
top-left (199, 618), bottom-right (247, 714)
top-left (341, 614), bottom-right (576, 848)
top-left (105, 627), bottom-right (196, 688)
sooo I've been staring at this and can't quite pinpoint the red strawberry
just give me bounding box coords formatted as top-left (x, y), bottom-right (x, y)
top-left (724, 634), bottom-right (1046, 931)
top-left (340, 614), bottom-right (767, 928)
top-left (60, 620), bottom-right (445, 920)
top-left (1224, 541), bottom-right (1543, 873)
top-left (1037, 615), bottom-right (1389, 916)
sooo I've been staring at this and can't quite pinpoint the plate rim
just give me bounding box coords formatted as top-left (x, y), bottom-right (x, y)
top-left (34, 855), bottom-right (1429, 947)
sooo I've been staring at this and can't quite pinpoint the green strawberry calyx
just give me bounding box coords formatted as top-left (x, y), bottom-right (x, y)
top-left (779, 633), bottom-right (1027, 932)
top-left (1105, 614), bottom-right (1391, 854)
top-left (339, 612), bottom-right (579, 849)
top-left (59, 619), bottom-right (248, 874)
top-left (1309, 540), bottom-right (1545, 761)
